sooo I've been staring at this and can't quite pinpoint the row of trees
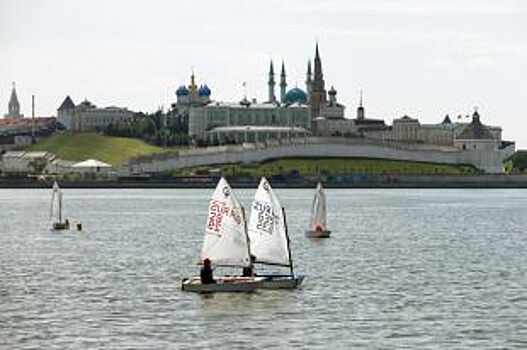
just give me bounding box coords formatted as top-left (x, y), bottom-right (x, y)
top-left (106, 110), bottom-right (190, 147)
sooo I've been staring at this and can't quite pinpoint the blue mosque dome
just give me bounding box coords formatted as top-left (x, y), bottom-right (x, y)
top-left (176, 85), bottom-right (189, 96)
top-left (198, 84), bottom-right (211, 96)
top-left (284, 87), bottom-right (308, 104)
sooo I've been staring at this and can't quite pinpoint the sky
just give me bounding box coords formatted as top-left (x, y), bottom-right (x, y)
top-left (1, 0), bottom-right (526, 147)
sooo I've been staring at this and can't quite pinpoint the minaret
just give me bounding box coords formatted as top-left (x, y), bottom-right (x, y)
top-left (305, 60), bottom-right (313, 100)
top-left (357, 90), bottom-right (365, 120)
top-left (6, 82), bottom-right (23, 119)
top-left (268, 60), bottom-right (276, 103)
top-left (280, 61), bottom-right (287, 103)
top-left (310, 43), bottom-right (327, 119)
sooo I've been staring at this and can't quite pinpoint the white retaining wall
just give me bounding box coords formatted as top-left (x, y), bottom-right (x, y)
top-left (122, 138), bottom-right (515, 174)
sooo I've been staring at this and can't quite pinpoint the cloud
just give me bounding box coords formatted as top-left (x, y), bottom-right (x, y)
top-left (266, 0), bottom-right (524, 16)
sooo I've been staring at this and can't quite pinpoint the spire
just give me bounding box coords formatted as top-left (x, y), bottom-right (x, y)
top-left (313, 42), bottom-right (324, 90)
top-left (268, 60), bottom-right (276, 103)
top-left (310, 42), bottom-right (326, 119)
top-left (305, 60), bottom-right (313, 100)
top-left (280, 60), bottom-right (287, 103)
top-left (357, 90), bottom-right (365, 120)
top-left (6, 81), bottom-right (22, 119)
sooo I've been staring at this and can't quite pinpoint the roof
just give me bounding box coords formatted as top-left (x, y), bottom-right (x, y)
top-left (58, 96), bottom-right (75, 111)
top-left (208, 126), bottom-right (310, 133)
top-left (2, 151), bottom-right (54, 159)
top-left (397, 115), bottom-right (418, 122)
top-left (284, 87), bottom-right (308, 104)
top-left (0, 117), bottom-right (56, 128)
top-left (442, 115), bottom-right (452, 124)
top-left (456, 113), bottom-right (494, 140)
top-left (207, 101), bottom-right (308, 109)
top-left (354, 118), bottom-right (385, 125)
top-left (72, 159), bottom-right (112, 168)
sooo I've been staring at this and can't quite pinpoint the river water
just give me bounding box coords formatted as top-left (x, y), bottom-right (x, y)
top-left (1, 188), bottom-right (526, 349)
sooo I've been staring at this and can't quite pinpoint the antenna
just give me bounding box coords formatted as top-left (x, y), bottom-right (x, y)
top-left (31, 95), bottom-right (35, 143)
top-left (243, 81), bottom-right (247, 100)
top-left (359, 89), bottom-right (363, 107)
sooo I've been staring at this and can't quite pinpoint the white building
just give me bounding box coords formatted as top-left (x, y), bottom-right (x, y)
top-left (57, 96), bottom-right (134, 132)
top-left (189, 99), bottom-right (311, 144)
top-left (366, 111), bottom-right (503, 147)
top-left (1, 151), bottom-right (55, 173)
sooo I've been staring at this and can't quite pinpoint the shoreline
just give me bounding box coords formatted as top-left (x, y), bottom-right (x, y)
top-left (2, 175), bottom-right (527, 189)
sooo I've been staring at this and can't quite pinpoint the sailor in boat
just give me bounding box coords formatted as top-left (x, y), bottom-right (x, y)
top-left (200, 258), bottom-right (216, 284)
top-left (242, 255), bottom-right (257, 277)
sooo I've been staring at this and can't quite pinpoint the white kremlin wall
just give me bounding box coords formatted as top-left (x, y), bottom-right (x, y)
top-left (122, 138), bottom-right (515, 175)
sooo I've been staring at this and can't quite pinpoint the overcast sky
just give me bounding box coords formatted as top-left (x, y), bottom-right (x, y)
top-left (1, 0), bottom-right (526, 147)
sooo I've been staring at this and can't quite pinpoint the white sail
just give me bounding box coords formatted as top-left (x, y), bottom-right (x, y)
top-left (200, 177), bottom-right (251, 267)
top-left (309, 182), bottom-right (327, 231)
top-left (248, 177), bottom-right (291, 266)
top-left (50, 181), bottom-right (62, 223)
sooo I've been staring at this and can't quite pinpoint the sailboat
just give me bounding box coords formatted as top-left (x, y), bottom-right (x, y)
top-left (50, 181), bottom-right (70, 230)
top-left (182, 177), bottom-right (266, 292)
top-left (247, 177), bottom-right (304, 289)
top-left (305, 182), bottom-right (331, 238)
top-left (182, 177), bottom-right (303, 292)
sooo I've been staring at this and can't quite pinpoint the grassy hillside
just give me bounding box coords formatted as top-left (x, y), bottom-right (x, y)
top-left (26, 133), bottom-right (169, 166)
top-left (175, 157), bottom-right (479, 177)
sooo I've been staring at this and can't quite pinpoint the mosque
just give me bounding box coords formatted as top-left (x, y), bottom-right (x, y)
top-left (173, 44), bottom-right (348, 145)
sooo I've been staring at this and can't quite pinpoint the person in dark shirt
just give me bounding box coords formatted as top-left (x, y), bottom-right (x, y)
top-left (242, 255), bottom-right (256, 277)
top-left (200, 258), bottom-right (216, 284)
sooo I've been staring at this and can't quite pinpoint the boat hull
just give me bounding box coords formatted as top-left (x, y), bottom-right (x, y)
top-left (53, 222), bottom-right (70, 230)
top-left (305, 230), bottom-right (331, 238)
top-left (182, 275), bottom-right (304, 293)
top-left (182, 276), bottom-right (266, 293)
top-left (260, 275), bottom-right (304, 289)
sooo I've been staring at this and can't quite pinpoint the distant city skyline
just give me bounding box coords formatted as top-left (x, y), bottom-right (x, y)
top-left (1, 0), bottom-right (526, 147)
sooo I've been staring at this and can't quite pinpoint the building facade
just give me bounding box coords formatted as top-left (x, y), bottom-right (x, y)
top-left (57, 96), bottom-right (134, 132)
top-left (189, 100), bottom-right (310, 144)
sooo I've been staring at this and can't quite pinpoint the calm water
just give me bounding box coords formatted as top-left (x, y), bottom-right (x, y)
top-left (1, 188), bottom-right (526, 349)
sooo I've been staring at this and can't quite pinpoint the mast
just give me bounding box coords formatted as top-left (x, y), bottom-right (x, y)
top-left (242, 206), bottom-right (253, 271)
top-left (282, 207), bottom-right (294, 276)
top-left (59, 190), bottom-right (63, 223)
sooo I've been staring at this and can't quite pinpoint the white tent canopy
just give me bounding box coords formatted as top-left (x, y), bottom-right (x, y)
top-left (72, 159), bottom-right (112, 168)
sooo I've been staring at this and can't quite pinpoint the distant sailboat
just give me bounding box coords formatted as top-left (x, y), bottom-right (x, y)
top-left (305, 182), bottom-right (331, 238)
top-left (182, 177), bottom-right (304, 292)
top-left (50, 181), bottom-right (70, 230)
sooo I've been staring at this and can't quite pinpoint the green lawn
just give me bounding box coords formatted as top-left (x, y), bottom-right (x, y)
top-left (174, 157), bottom-right (479, 177)
top-left (26, 133), bottom-right (170, 166)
